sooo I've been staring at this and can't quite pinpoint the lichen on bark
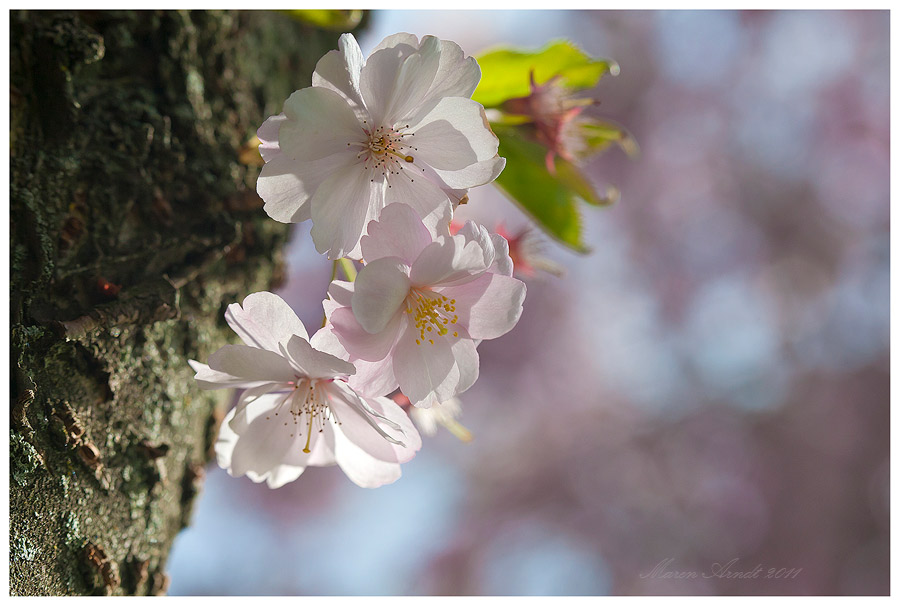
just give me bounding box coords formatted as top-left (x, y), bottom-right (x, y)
top-left (9, 10), bottom-right (349, 595)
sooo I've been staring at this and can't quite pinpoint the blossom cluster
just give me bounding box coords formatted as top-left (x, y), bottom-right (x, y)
top-left (191, 33), bottom-right (526, 488)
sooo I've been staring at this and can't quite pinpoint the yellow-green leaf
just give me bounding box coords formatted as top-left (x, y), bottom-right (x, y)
top-left (283, 10), bottom-right (363, 31)
top-left (474, 41), bottom-right (619, 108)
top-left (492, 125), bottom-right (597, 253)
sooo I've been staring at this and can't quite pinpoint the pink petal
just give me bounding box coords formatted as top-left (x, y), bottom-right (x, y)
top-left (331, 306), bottom-right (402, 363)
top-left (409, 238), bottom-right (486, 287)
top-left (351, 257), bottom-right (410, 334)
top-left (391, 323), bottom-right (459, 407)
top-left (437, 272), bottom-right (526, 340)
top-left (346, 355), bottom-right (399, 399)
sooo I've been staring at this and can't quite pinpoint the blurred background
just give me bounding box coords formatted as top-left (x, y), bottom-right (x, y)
top-left (167, 10), bottom-right (889, 595)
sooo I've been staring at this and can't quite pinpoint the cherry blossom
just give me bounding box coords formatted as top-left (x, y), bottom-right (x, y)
top-left (189, 291), bottom-right (421, 488)
top-left (325, 203), bottom-right (526, 408)
top-left (257, 32), bottom-right (506, 259)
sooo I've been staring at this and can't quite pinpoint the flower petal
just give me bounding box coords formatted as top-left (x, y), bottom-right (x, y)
top-left (282, 334), bottom-right (356, 379)
top-left (257, 151), bottom-right (340, 224)
top-left (332, 428), bottom-right (403, 489)
top-left (311, 33), bottom-right (366, 112)
top-left (431, 155), bottom-right (506, 190)
top-left (224, 291), bottom-right (308, 352)
top-left (391, 323), bottom-right (459, 407)
top-left (279, 87), bottom-right (363, 162)
top-left (450, 335), bottom-right (480, 396)
top-left (379, 36), bottom-right (442, 126)
top-left (489, 232), bottom-right (515, 277)
top-left (383, 173), bottom-right (453, 239)
top-left (207, 344), bottom-right (298, 383)
top-left (351, 257), bottom-right (411, 334)
top-left (408, 97), bottom-right (500, 171)
top-left (257, 113), bottom-right (286, 162)
top-left (346, 354), bottom-right (399, 399)
top-left (188, 360), bottom-right (270, 391)
top-left (409, 238), bottom-right (487, 287)
top-left (309, 158), bottom-right (381, 259)
top-left (331, 306), bottom-right (402, 363)
top-left (371, 32), bottom-right (419, 54)
top-left (361, 202), bottom-right (434, 265)
top-left (437, 272), bottom-right (526, 340)
top-left (359, 43), bottom-right (416, 127)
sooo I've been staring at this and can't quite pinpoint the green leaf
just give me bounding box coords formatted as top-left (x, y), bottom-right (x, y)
top-left (474, 41), bottom-right (619, 108)
top-left (491, 125), bottom-right (598, 253)
top-left (283, 10), bottom-right (364, 31)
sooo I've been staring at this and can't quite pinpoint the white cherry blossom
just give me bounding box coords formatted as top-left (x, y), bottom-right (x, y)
top-left (257, 32), bottom-right (505, 259)
top-left (324, 203), bottom-right (526, 408)
top-left (189, 291), bottom-right (420, 488)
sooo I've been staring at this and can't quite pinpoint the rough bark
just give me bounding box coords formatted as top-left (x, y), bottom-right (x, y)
top-left (9, 10), bottom-right (350, 595)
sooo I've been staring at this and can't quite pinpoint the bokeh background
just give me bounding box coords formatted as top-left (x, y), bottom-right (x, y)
top-left (167, 10), bottom-right (890, 595)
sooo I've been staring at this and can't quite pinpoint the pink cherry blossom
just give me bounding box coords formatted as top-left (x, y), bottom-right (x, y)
top-left (189, 291), bottom-right (421, 488)
top-left (256, 32), bottom-right (506, 259)
top-left (324, 203), bottom-right (526, 408)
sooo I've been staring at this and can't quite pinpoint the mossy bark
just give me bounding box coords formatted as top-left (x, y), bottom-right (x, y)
top-left (9, 10), bottom-right (349, 595)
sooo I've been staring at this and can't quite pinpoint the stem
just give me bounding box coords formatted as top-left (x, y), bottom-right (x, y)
top-left (338, 257), bottom-right (358, 282)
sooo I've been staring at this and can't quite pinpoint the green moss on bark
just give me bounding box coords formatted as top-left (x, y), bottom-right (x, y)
top-left (9, 10), bottom-right (351, 595)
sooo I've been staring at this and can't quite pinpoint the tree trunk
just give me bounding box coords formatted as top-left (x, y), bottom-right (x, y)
top-left (9, 10), bottom-right (349, 595)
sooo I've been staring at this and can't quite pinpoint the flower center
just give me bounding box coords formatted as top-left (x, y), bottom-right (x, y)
top-left (349, 122), bottom-right (422, 186)
top-left (405, 289), bottom-right (459, 345)
top-left (268, 379), bottom-right (340, 453)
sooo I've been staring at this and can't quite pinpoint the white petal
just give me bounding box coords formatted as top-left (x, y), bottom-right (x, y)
top-left (351, 257), bottom-right (410, 334)
top-left (207, 344), bottom-right (298, 384)
top-left (409, 97), bottom-right (499, 171)
top-left (359, 44), bottom-right (416, 127)
top-left (257, 152), bottom-right (340, 224)
top-left (431, 155), bottom-right (506, 190)
top-left (361, 202), bottom-right (435, 265)
top-left (371, 32), bottom-right (420, 54)
top-left (281, 334), bottom-right (356, 379)
top-left (327, 382), bottom-right (407, 459)
top-left (311, 33), bottom-right (366, 112)
top-left (189, 360), bottom-right (270, 390)
top-left (331, 306), bottom-right (402, 363)
top-left (279, 87), bottom-right (363, 162)
top-left (224, 291), bottom-right (308, 352)
top-left (382, 175), bottom-right (453, 240)
top-left (379, 36), bottom-right (442, 126)
top-left (422, 39), bottom-right (481, 104)
top-left (257, 113), bottom-right (286, 163)
top-left (332, 428), bottom-right (403, 488)
top-left (309, 159), bottom-right (381, 259)
top-left (437, 273), bottom-right (526, 340)
top-left (309, 325), bottom-right (351, 360)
